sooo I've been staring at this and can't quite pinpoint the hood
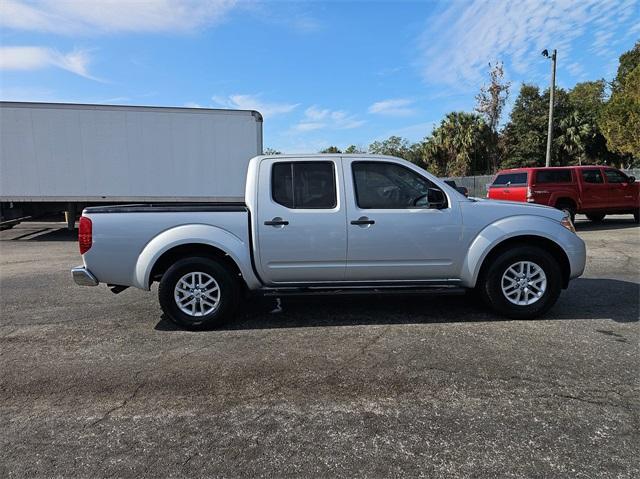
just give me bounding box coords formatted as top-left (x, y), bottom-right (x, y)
top-left (464, 198), bottom-right (565, 222)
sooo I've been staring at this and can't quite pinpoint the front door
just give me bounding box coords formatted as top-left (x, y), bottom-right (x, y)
top-left (255, 157), bottom-right (347, 284)
top-left (579, 168), bottom-right (608, 210)
top-left (603, 168), bottom-right (637, 209)
top-left (342, 159), bottom-right (463, 282)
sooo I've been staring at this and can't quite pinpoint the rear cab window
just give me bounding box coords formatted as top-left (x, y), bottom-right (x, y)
top-left (272, 161), bottom-right (337, 209)
top-left (491, 172), bottom-right (528, 187)
top-left (535, 169), bottom-right (572, 184)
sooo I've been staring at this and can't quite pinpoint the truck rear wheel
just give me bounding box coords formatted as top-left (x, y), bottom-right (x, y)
top-left (158, 257), bottom-right (240, 330)
top-left (586, 213), bottom-right (605, 223)
top-left (478, 246), bottom-right (562, 320)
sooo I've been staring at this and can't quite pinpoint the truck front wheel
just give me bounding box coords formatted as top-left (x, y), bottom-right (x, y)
top-left (478, 246), bottom-right (562, 320)
top-left (158, 257), bottom-right (240, 330)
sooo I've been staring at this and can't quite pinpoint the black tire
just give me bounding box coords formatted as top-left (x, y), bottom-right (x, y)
top-left (478, 245), bottom-right (562, 320)
top-left (158, 256), bottom-right (240, 330)
top-left (586, 213), bottom-right (605, 223)
top-left (634, 209), bottom-right (639, 224)
top-left (556, 202), bottom-right (576, 223)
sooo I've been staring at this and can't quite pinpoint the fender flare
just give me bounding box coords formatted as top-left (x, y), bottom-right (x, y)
top-left (133, 224), bottom-right (261, 290)
top-left (459, 215), bottom-right (573, 288)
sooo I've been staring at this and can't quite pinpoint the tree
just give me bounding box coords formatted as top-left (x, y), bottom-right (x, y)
top-left (502, 84), bottom-right (549, 168)
top-left (263, 147), bottom-right (281, 155)
top-left (422, 112), bottom-right (492, 177)
top-left (344, 144), bottom-right (366, 154)
top-left (319, 146), bottom-right (341, 153)
top-left (612, 40), bottom-right (640, 93)
top-left (368, 136), bottom-right (422, 163)
top-left (599, 65), bottom-right (640, 161)
top-left (475, 62), bottom-right (510, 172)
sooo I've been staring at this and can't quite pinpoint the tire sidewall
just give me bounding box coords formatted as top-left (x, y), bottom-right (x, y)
top-left (159, 257), bottom-right (239, 330)
top-left (481, 246), bottom-right (562, 320)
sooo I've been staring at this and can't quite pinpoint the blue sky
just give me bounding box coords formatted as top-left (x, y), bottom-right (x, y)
top-left (1, 0), bottom-right (639, 153)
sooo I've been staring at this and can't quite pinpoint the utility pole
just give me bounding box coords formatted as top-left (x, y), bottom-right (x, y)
top-left (542, 49), bottom-right (557, 167)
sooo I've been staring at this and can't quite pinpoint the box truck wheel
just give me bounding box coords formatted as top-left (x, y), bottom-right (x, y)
top-left (478, 245), bottom-right (562, 320)
top-left (158, 257), bottom-right (240, 330)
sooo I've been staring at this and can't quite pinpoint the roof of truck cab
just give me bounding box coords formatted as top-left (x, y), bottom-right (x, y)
top-left (255, 153), bottom-right (402, 160)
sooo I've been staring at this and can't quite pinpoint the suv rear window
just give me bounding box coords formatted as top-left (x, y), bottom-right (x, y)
top-left (535, 169), bottom-right (572, 184)
top-left (492, 172), bottom-right (528, 186)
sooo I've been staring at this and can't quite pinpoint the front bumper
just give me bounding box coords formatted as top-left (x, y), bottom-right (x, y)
top-left (71, 266), bottom-right (99, 286)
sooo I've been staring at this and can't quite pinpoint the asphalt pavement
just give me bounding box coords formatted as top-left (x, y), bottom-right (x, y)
top-left (0, 216), bottom-right (638, 478)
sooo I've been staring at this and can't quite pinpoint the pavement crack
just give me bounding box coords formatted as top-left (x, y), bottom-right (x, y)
top-left (87, 380), bottom-right (145, 428)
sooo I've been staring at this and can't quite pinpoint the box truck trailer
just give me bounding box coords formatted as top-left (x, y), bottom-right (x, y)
top-left (0, 102), bottom-right (263, 229)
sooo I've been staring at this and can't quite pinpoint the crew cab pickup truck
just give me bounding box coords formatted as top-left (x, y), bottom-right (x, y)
top-left (72, 154), bottom-right (586, 329)
top-left (487, 166), bottom-right (640, 223)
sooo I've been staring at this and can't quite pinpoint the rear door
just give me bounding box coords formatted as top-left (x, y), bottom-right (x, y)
top-left (255, 157), bottom-right (347, 284)
top-left (603, 168), bottom-right (637, 209)
top-left (579, 168), bottom-right (608, 210)
top-left (488, 171), bottom-right (529, 202)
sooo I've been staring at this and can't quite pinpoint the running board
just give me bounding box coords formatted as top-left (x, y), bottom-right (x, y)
top-left (260, 285), bottom-right (465, 297)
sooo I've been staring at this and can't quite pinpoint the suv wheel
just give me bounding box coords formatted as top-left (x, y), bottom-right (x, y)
top-left (586, 213), bottom-right (605, 223)
top-left (158, 257), bottom-right (240, 330)
top-left (478, 246), bottom-right (562, 319)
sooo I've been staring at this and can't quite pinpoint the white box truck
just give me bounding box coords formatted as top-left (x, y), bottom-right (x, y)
top-left (0, 102), bottom-right (263, 228)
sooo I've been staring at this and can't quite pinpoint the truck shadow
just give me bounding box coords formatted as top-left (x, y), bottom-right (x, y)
top-left (574, 217), bottom-right (638, 231)
top-left (155, 277), bottom-right (639, 332)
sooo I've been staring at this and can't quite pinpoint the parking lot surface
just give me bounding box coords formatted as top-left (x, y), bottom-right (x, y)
top-left (1, 216), bottom-right (639, 478)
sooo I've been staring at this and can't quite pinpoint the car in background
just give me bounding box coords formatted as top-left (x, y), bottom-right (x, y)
top-left (444, 180), bottom-right (469, 197)
top-left (487, 166), bottom-right (639, 223)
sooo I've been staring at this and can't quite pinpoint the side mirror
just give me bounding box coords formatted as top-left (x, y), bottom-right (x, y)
top-left (415, 188), bottom-right (447, 208)
top-left (628, 176), bottom-right (636, 184)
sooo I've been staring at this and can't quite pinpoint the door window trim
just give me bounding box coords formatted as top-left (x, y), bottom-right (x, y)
top-left (351, 160), bottom-right (447, 210)
top-left (270, 160), bottom-right (338, 210)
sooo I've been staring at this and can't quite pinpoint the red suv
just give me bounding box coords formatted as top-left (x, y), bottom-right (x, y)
top-left (487, 166), bottom-right (639, 223)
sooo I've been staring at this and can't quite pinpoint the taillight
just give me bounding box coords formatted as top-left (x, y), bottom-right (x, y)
top-left (79, 216), bottom-right (92, 255)
top-left (526, 187), bottom-right (534, 202)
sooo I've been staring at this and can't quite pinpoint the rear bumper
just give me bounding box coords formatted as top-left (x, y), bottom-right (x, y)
top-left (71, 266), bottom-right (99, 286)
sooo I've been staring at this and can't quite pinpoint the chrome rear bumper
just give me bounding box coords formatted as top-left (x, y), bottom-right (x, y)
top-left (71, 266), bottom-right (99, 286)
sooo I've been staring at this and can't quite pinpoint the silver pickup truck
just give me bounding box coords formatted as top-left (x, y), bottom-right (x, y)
top-left (72, 154), bottom-right (586, 329)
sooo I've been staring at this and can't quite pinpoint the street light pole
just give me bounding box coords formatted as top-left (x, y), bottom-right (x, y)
top-left (543, 49), bottom-right (557, 167)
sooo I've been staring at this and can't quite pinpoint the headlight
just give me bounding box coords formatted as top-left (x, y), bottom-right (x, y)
top-left (561, 215), bottom-right (576, 233)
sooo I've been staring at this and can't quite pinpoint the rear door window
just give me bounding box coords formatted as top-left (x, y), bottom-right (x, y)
top-left (492, 172), bottom-right (528, 186)
top-left (581, 169), bottom-right (604, 184)
top-left (535, 169), bottom-right (572, 183)
top-left (272, 161), bottom-right (337, 209)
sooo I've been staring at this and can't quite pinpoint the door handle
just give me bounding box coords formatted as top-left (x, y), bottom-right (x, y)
top-left (264, 217), bottom-right (289, 226)
top-left (350, 216), bottom-right (375, 226)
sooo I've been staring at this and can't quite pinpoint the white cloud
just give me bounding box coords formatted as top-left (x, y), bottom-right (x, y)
top-left (212, 94), bottom-right (299, 118)
top-left (293, 106), bottom-right (365, 131)
top-left (368, 98), bottom-right (415, 116)
top-left (0, 46), bottom-right (96, 79)
top-left (0, 0), bottom-right (237, 34)
top-left (419, 0), bottom-right (640, 88)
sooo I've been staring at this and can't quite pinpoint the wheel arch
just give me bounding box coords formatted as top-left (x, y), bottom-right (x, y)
top-left (133, 224), bottom-right (261, 290)
top-left (475, 235), bottom-right (571, 289)
top-left (460, 217), bottom-right (573, 290)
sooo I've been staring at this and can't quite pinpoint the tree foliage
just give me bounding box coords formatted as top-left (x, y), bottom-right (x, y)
top-left (368, 136), bottom-right (422, 163)
top-left (422, 112), bottom-right (492, 176)
top-left (319, 146), bottom-right (341, 153)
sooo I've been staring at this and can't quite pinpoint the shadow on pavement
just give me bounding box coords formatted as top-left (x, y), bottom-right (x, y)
top-left (154, 277), bottom-right (639, 332)
top-left (574, 217), bottom-right (638, 231)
